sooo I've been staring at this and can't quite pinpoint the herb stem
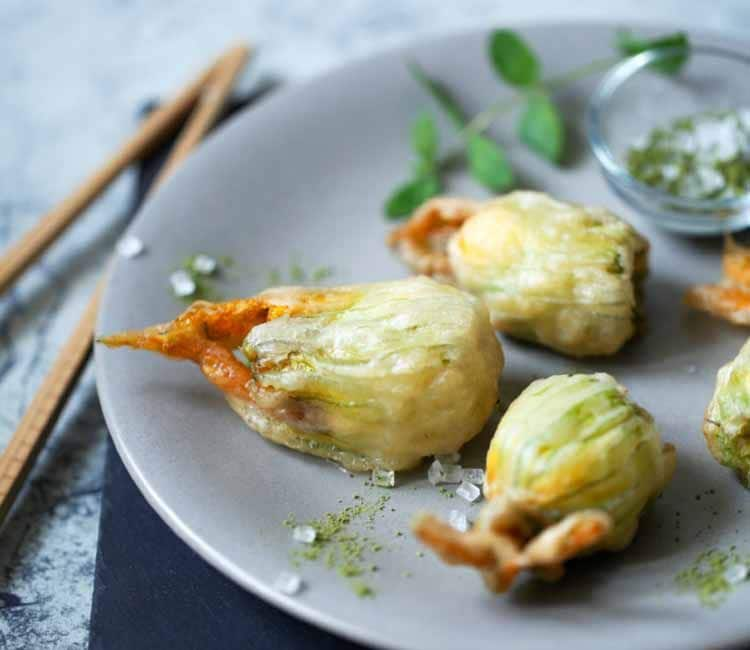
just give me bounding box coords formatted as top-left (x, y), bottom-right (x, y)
top-left (465, 95), bottom-right (522, 135)
top-left (466, 55), bottom-right (619, 136)
top-left (542, 55), bottom-right (620, 90)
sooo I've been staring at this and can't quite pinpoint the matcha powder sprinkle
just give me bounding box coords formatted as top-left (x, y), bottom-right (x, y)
top-left (676, 547), bottom-right (750, 608)
top-left (283, 494), bottom-right (391, 597)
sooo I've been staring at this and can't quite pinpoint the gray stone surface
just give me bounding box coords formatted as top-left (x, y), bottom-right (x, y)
top-left (1, 2), bottom-right (749, 648)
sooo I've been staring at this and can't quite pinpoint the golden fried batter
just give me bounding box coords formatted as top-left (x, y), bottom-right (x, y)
top-left (389, 192), bottom-right (648, 357)
top-left (413, 373), bottom-right (675, 593)
top-left (98, 277), bottom-right (503, 472)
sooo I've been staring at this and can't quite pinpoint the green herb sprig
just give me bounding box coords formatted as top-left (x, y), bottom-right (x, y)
top-left (385, 111), bottom-right (443, 217)
top-left (384, 28), bottom-right (689, 218)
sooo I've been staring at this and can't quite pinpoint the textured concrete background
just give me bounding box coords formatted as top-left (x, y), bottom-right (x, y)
top-left (1, 2), bottom-right (748, 648)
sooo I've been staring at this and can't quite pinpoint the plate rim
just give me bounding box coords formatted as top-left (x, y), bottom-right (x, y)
top-left (95, 19), bottom-right (750, 650)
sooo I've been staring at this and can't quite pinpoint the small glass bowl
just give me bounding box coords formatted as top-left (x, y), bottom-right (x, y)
top-left (586, 45), bottom-right (750, 236)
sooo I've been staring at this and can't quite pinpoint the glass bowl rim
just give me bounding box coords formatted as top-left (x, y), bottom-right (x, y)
top-left (586, 44), bottom-right (750, 212)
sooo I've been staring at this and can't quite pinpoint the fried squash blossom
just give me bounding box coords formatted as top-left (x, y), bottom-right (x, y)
top-left (704, 338), bottom-right (750, 485)
top-left (414, 373), bottom-right (675, 592)
top-left (98, 277), bottom-right (504, 472)
top-left (389, 192), bottom-right (649, 357)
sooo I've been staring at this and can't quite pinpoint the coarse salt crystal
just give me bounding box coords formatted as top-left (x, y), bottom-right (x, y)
top-left (680, 174), bottom-right (705, 199)
top-left (428, 459), bottom-right (463, 485)
top-left (170, 270), bottom-right (196, 297)
top-left (694, 117), bottom-right (740, 162)
top-left (724, 564), bottom-right (748, 585)
top-left (697, 167), bottom-right (725, 194)
top-left (191, 253), bottom-right (217, 275)
top-left (456, 481), bottom-right (481, 503)
top-left (292, 525), bottom-right (316, 544)
top-left (428, 459), bottom-right (445, 486)
top-left (116, 235), bottom-right (145, 259)
top-left (372, 468), bottom-right (395, 488)
top-left (672, 131), bottom-right (696, 154)
top-left (462, 468), bottom-right (485, 485)
top-left (660, 164), bottom-right (680, 182)
top-left (441, 463), bottom-right (463, 484)
top-left (436, 452), bottom-right (460, 464)
top-left (448, 509), bottom-right (469, 532)
top-left (273, 571), bottom-right (303, 595)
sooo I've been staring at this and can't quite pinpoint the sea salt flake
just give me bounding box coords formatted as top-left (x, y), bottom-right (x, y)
top-left (274, 571), bottom-right (303, 595)
top-left (448, 509), bottom-right (469, 532)
top-left (292, 525), bottom-right (316, 544)
top-left (462, 468), bottom-right (485, 485)
top-left (116, 235), bottom-right (145, 258)
top-left (191, 253), bottom-right (217, 275)
top-left (372, 468), bottom-right (395, 488)
top-left (456, 481), bottom-right (481, 503)
top-left (428, 460), bottom-right (446, 486)
top-left (724, 564), bottom-right (748, 585)
top-left (170, 270), bottom-right (196, 297)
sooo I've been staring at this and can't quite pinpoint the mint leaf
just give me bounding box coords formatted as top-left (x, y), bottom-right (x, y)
top-left (519, 93), bottom-right (564, 163)
top-left (488, 30), bottom-right (540, 87)
top-left (384, 174), bottom-right (441, 219)
top-left (408, 62), bottom-right (466, 128)
top-left (411, 112), bottom-right (439, 162)
top-left (615, 30), bottom-right (689, 74)
top-left (466, 134), bottom-right (514, 192)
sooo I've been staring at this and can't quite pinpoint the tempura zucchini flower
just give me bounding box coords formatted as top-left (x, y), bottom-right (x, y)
top-left (388, 192), bottom-right (649, 357)
top-left (414, 373), bottom-right (675, 593)
top-left (704, 338), bottom-right (750, 484)
top-left (97, 277), bottom-right (504, 472)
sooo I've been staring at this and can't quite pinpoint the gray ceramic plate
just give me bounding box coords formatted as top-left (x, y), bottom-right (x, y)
top-left (97, 22), bottom-right (750, 650)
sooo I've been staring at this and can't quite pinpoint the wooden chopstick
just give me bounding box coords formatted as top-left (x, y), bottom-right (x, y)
top-left (0, 43), bottom-right (247, 295)
top-left (0, 44), bottom-right (251, 528)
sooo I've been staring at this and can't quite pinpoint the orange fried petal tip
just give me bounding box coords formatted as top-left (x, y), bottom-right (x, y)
top-left (686, 236), bottom-right (750, 325)
top-left (686, 285), bottom-right (750, 326)
top-left (97, 297), bottom-right (276, 400)
top-left (412, 507), bottom-right (612, 593)
top-left (387, 197), bottom-right (480, 278)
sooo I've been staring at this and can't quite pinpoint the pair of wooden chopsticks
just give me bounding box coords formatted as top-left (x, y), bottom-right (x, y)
top-left (0, 43), bottom-right (252, 527)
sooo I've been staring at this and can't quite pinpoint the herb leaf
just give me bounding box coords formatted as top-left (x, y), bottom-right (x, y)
top-left (385, 174), bottom-right (441, 219)
top-left (615, 29), bottom-right (689, 74)
top-left (488, 29), bottom-right (541, 87)
top-left (408, 61), bottom-right (466, 128)
top-left (518, 93), bottom-right (565, 163)
top-left (411, 112), bottom-right (439, 162)
top-left (466, 134), bottom-right (514, 191)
